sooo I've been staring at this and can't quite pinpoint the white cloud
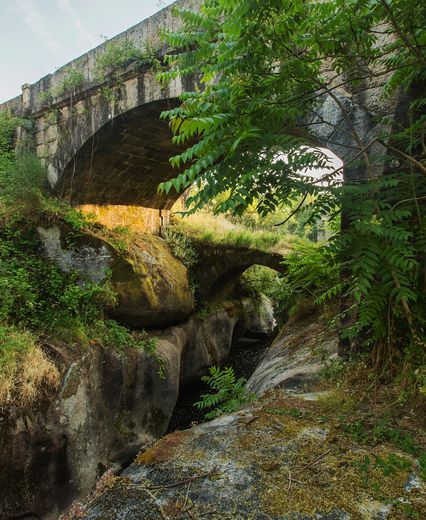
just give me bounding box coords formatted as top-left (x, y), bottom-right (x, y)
top-left (13, 0), bottom-right (64, 55)
top-left (56, 0), bottom-right (98, 48)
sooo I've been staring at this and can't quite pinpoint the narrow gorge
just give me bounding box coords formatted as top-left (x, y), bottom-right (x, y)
top-left (0, 219), bottom-right (282, 519)
top-left (0, 0), bottom-right (425, 518)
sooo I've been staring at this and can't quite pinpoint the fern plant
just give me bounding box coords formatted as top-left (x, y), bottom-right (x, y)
top-left (195, 366), bottom-right (256, 419)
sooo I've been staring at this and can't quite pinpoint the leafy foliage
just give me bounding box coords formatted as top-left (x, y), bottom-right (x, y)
top-left (162, 226), bottom-right (199, 267)
top-left (38, 69), bottom-right (85, 104)
top-left (94, 319), bottom-right (158, 354)
top-left (158, 0), bottom-right (426, 367)
top-left (0, 152), bottom-right (47, 214)
top-left (0, 224), bottom-right (111, 333)
top-left (195, 365), bottom-right (255, 419)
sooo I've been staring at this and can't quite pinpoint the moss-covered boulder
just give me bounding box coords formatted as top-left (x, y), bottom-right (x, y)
top-left (37, 224), bottom-right (194, 328)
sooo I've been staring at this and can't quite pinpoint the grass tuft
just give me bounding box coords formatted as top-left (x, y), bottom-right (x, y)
top-left (0, 325), bottom-right (59, 406)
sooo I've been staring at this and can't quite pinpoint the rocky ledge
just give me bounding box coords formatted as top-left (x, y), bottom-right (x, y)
top-left (78, 314), bottom-right (425, 520)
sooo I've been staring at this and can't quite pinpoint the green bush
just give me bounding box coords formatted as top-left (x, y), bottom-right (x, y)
top-left (238, 265), bottom-right (288, 314)
top-left (94, 319), bottom-right (157, 353)
top-left (162, 226), bottom-right (198, 267)
top-left (38, 69), bottom-right (86, 105)
top-left (95, 39), bottom-right (159, 81)
top-left (0, 153), bottom-right (47, 214)
top-left (0, 226), bottom-right (112, 330)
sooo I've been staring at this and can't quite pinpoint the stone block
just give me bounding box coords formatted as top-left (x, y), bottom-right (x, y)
top-left (45, 124), bottom-right (58, 143)
top-left (35, 143), bottom-right (47, 158)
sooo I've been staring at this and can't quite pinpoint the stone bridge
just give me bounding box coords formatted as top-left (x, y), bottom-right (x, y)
top-left (191, 242), bottom-right (286, 301)
top-left (0, 0), bottom-right (388, 234)
top-left (0, 0), bottom-right (199, 233)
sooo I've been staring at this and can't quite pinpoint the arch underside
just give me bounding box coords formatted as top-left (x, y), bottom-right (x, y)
top-left (57, 99), bottom-right (182, 209)
top-left (191, 244), bottom-right (286, 301)
top-left (55, 88), bottom-right (379, 210)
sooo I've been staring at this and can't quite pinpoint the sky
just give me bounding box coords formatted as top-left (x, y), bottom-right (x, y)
top-left (0, 0), bottom-right (176, 103)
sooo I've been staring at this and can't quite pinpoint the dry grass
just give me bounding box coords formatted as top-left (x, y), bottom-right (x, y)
top-left (0, 326), bottom-right (60, 407)
top-left (171, 210), bottom-right (301, 254)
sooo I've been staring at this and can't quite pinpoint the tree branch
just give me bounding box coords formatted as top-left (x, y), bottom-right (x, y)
top-left (274, 193), bottom-right (308, 226)
top-left (377, 139), bottom-right (426, 175)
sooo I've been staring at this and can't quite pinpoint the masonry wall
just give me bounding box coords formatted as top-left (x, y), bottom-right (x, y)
top-left (78, 204), bottom-right (170, 235)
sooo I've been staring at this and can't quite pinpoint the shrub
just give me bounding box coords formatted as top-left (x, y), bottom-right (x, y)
top-left (95, 39), bottom-right (159, 81)
top-left (162, 226), bottom-right (198, 267)
top-left (94, 319), bottom-right (158, 353)
top-left (38, 69), bottom-right (85, 105)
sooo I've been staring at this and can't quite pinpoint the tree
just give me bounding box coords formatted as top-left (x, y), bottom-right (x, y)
top-left (158, 0), bottom-right (426, 369)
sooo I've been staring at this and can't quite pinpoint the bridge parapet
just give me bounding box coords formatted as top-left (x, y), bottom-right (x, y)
top-left (0, 0), bottom-right (201, 218)
top-left (0, 0), bottom-right (199, 118)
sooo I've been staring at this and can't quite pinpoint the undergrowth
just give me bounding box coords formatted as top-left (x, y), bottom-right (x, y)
top-left (38, 69), bottom-right (85, 105)
top-left (168, 209), bottom-right (302, 253)
top-left (95, 38), bottom-right (160, 82)
top-left (0, 112), bottom-right (162, 406)
top-left (0, 324), bottom-right (60, 406)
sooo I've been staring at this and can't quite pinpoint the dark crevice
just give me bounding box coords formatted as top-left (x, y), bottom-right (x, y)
top-left (9, 515), bottom-right (40, 520)
top-left (166, 333), bottom-right (271, 433)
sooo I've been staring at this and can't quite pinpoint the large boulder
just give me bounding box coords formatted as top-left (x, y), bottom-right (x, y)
top-left (37, 224), bottom-right (194, 328)
top-left (247, 313), bottom-right (338, 395)
top-left (0, 302), bottom-right (248, 520)
top-left (241, 295), bottom-right (276, 338)
top-left (165, 303), bottom-right (241, 385)
top-left (81, 400), bottom-right (423, 520)
top-left (79, 314), bottom-right (424, 520)
top-left (0, 340), bottom-right (181, 520)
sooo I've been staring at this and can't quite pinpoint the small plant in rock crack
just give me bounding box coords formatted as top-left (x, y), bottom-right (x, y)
top-left (195, 366), bottom-right (256, 419)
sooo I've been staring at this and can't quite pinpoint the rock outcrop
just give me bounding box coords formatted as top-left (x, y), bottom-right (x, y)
top-left (0, 297), bottom-right (270, 520)
top-left (37, 224), bottom-right (194, 328)
top-left (79, 313), bottom-right (425, 520)
top-left (247, 313), bottom-right (337, 395)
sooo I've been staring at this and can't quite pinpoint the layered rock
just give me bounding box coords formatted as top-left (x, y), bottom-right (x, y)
top-left (247, 313), bottom-right (337, 395)
top-left (79, 314), bottom-right (424, 520)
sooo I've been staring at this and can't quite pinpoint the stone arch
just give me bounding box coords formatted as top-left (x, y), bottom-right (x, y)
top-left (191, 243), bottom-right (286, 301)
top-left (52, 96), bottom-right (183, 209)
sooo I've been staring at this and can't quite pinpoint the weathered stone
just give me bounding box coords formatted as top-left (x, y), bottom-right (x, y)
top-left (190, 241), bottom-right (285, 301)
top-left (79, 313), bottom-right (422, 520)
top-left (77, 205), bottom-right (170, 236)
top-left (247, 314), bottom-right (338, 396)
top-left (0, 0), bottom-right (200, 211)
top-left (0, 340), bottom-right (180, 520)
top-left (37, 224), bottom-right (194, 328)
top-left (172, 305), bottom-right (240, 385)
top-left (0, 296), bottom-right (267, 520)
top-left (241, 295), bottom-right (276, 337)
